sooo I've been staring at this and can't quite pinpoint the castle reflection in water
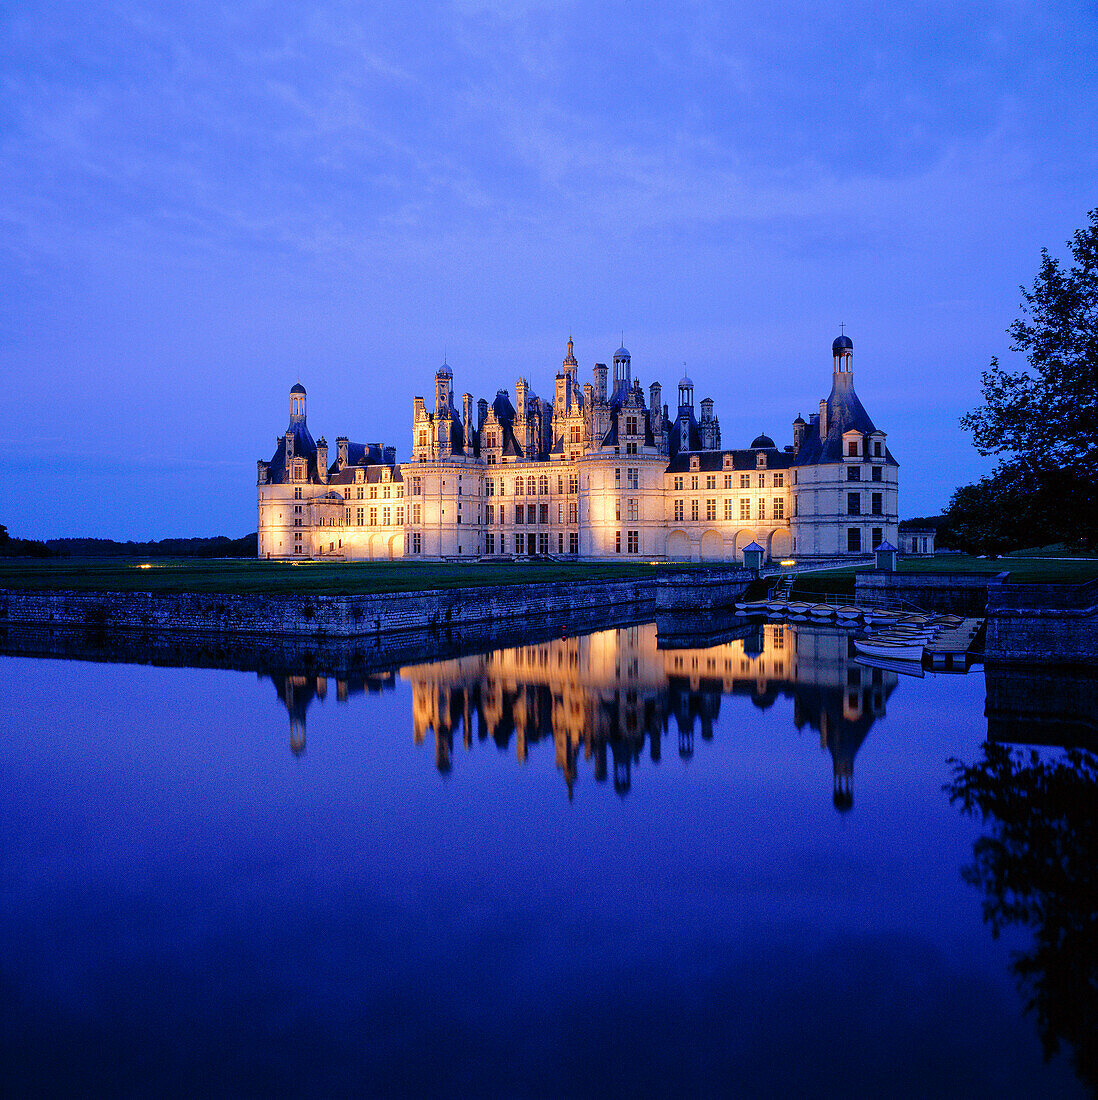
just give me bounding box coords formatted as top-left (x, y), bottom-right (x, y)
top-left (270, 623), bottom-right (897, 810)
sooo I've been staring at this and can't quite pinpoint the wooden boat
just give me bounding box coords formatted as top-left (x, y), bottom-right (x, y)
top-left (808, 604), bottom-right (836, 618)
top-left (766, 600), bottom-right (789, 612)
top-left (835, 606), bottom-right (863, 620)
top-left (786, 601), bottom-right (811, 615)
top-left (854, 637), bottom-right (925, 661)
top-left (734, 600), bottom-right (769, 612)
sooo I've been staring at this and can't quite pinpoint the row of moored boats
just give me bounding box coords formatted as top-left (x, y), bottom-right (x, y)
top-left (734, 598), bottom-right (970, 662)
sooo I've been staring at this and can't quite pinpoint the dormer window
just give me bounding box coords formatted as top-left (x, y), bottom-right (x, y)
top-left (756, 452), bottom-right (767, 468)
top-left (723, 454), bottom-right (732, 469)
top-left (690, 456), bottom-right (699, 471)
top-left (294, 463), bottom-right (305, 480)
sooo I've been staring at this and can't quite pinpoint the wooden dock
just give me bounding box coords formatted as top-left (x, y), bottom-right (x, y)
top-left (923, 618), bottom-right (984, 671)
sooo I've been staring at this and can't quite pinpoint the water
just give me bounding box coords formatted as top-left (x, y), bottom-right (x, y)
top-left (1, 620), bottom-right (1092, 1097)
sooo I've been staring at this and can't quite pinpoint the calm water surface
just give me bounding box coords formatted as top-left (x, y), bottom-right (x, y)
top-left (1, 621), bottom-right (1092, 1097)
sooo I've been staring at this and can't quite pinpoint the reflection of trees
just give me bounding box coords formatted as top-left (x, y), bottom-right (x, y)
top-left (946, 744), bottom-right (1098, 1092)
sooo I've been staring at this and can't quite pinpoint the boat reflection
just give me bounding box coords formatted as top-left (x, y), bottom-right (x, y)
top-left (268, 622), bottom-right (898, 807)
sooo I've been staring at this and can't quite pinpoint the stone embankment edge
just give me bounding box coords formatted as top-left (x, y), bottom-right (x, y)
top-left (0, 578), bottom-right (659, 639)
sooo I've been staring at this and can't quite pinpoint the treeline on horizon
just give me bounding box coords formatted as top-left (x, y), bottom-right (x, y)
top-left (0, 525), bottom-right (258, 558)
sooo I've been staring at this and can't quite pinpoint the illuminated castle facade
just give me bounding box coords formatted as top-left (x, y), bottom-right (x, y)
top-left (257, 334), bottom-right (898, 562)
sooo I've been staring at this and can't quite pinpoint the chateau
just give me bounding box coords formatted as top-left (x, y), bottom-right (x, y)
top-left (257, 333), bottom-right (898, 562)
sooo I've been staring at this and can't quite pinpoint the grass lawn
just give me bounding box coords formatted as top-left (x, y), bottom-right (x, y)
top-left (789, 554), bottom-right (1098, 596)
top-left (0, 557), bottom-right (688, 596)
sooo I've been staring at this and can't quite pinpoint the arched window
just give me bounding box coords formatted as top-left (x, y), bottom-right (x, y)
top-left (515, 478), bottom-right (524, 495)
top-left (527, 476), bottom-right (536, 495)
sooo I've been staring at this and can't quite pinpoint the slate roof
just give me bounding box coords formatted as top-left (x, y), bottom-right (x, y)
top-left (793, 375), bottom-right (898, 467)
top-left (266, 418), bottom-right (321, 484)
top-left (665, 446), bottom-right (795, 473)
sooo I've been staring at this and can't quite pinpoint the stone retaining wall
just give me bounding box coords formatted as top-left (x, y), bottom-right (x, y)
top-left (0, 578), bottom-right (655, 639)
top-left (653, 568), bottom-right (753, 611)
top-left (854, 571), bottom-right (1003, 615)
top-left (985, 576), bottom-right (1098, 666)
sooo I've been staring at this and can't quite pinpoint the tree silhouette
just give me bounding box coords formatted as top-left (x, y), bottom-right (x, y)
top-left (946, 743), bottom-right (1098, 1092)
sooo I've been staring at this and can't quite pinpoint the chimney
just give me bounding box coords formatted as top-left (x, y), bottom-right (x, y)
top-left (336, 437), bottom-right (348, 470)
top-left (477, 398), bottom-right (488, 428)
top-left (384, 446), bottom-right (397, 465)
top-left (650, 381), bottom-right (661, 420)
top-left (463, 393), bottom-right (474, 448)
top-left (594, 363), bottom-right (608, 403)
top-left (316, 438), bottom-right (328, 482)
top-left (819, 399), bottom-right (828, 440)
top-left (515, 377), bottom-right (528, 418)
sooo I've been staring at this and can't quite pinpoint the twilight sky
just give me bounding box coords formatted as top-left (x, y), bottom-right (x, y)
top-left (2, 1), bottom-right (1096, 540)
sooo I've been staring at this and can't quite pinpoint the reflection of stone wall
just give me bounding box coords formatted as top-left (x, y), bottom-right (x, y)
top-left (985, 578), bottom-right (1098, 666)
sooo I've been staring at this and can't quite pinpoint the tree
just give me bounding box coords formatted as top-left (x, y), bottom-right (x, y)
top-left (951, 210), bottom-right (1098, 551)
top-left (946, 744), bottom-right (1098, 1092)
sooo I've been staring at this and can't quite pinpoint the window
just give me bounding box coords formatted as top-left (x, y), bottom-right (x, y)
top-left (757, 473), bottom-right (765, 488)
top-left (345, 508), bottom-right (351, 524)
top-left (705, 499), bottom-right (716, 521)
top-left (758, 497), bottom-right (766, 520)
top-left (539, 503), bottom-right (549, 524)
top-left (485, 532), bottom-right (495, 554)
top-left (569, 533), bottom-right (578, 554)
top-left (356, 507), bottom-right (364, 526)
top-left (615, 499), bottom-right (621, 521)
top-left (498, 506), bottom-right (505, 524)
top-left (412, 533), bottom-right (421, 554)
top-left (872, 527), bottom-right (883, 549)
top-left (627, 498), bottom-right (639, 521)
top-left (691, 475), bottom-right (698, 490)
top-left (724, 474), bottom-right (733, 488)
top-left (740, 473), bottom-right (750, 488)
top-left (568, 502), bottom-right (577, 523)
top-left (724, 499), bottom-right (734, 520)
top-left (674, 499), bottom-right (684, 522)
top-left (740, 498), bottom-right (750, 520)
top-left (874, 441), bottom-right (882, 457)
top-left (356, 487), bottom-right (364, 500)
top-left (499, 534), bottom-right (506, 553)
top-left (539, 533), bottom-right (549, 554)
top-left (627, 530), bottom-right (639, 553)
top-left (674, 476), bottom-right (684, 491)
top-left (773, 497), bottom-right (784, 520)
top-left (515, 507), bottom-right (524, 524)
top-left (395, 506), bottom-right (404, 525)
top-left (615, 531), bottom-right (621, 553)
top-left (848, 466), bottom-right (861, 481)
top-left (382, 485), bottom-right (390, 499)
top-left (412, 476), bottom-right (421, 496)
top-left (369, 486), bottom-right (378, 499)
top-left (418, 430), bottom-right (427, 448)
top-left (615, 469), bottom-right (621, 487)
top-left (486, 504), bottom-right (494, 524)
top-left (627, 468), bottom-right (639, 489)
top-left (382, 507), bottom-right (391, 526)
top-left (294, 487), bottom-right (302, 500)
top-left (848, 528), bottom-right (862, 552)
top-left (847, 440), bottom-right (858, 456)
top-left (486, 478), bottom-right (494, 496)
top-left (527, 476), bottom-right (536, 495)
top-left (626, 415), bottom-right (638, 435)
top-left (568, 474), bottom-right (578, 494)
top-left (557, 503), bottom-right (563, 523)
top-left (294, 505), bottom-right (302, 514)
top-left (412, 503), bottom-right (421, 524)
top-left (847, 493), bottom-right (861, 516)
top-left (691, 499), bottom-right (699, 521)
top-left (395, 484), bottom-right (403, 498)
top-left (558, 533), bottom-right (564, 553)
top-left (774, 472), bottom-right (784, 487)
top-left (515, 478), bottom-right (524, 495)
top-left (706, 475), bottom-right (716, 489)
top-left (872, 466), bottom-right (882, 482)
top-left (872, 492), bottom-right (883, 515)
top-left (539, 475), bottom-right (548, 495)
top-left (366, 506), bottom-right (376, 525)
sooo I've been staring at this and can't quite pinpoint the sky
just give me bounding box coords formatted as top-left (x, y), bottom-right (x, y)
top-left (2, 1), bottom-right (1096, 540)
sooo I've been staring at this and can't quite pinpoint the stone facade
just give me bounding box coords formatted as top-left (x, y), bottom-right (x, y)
top-left (257, 333), bottom-right (899, 562)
